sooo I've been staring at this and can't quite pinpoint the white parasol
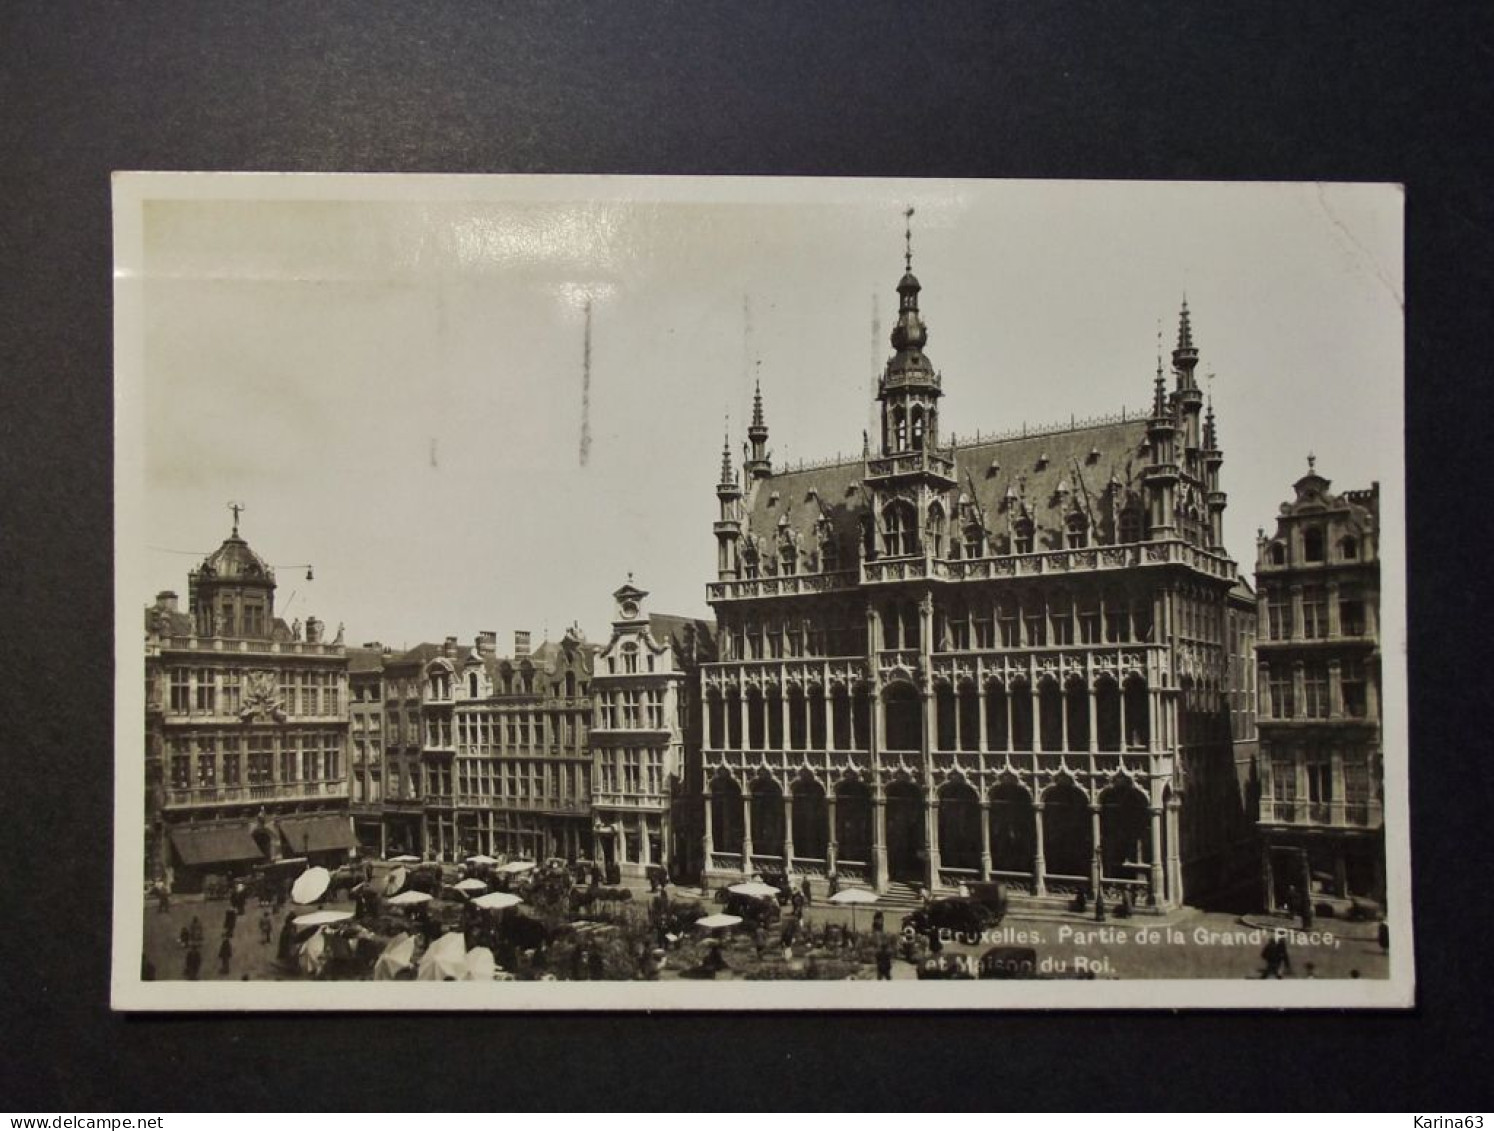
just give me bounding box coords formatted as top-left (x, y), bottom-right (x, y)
top-left (387, 890), bottom-right (434, 907)
top-left (694, 913), bottom-right (743, 931)
top-left (829, 886), bottom-right (880, 932)
top-left (464, 946), bottom-right (497, 981)
top-left (453, 878), bottom-right (488, 894)
top-left (472, 891), bottom-right (523, 911)
top-left (388, 854), bottom-right (421, 864)
top-left (496, 860), bottom-right (536, 875)
top-left (290, 866), bottom-right (331, 905)
top-left (292, 909), bottom-right (353, 928)
top-left (466, 854), bottom-right (498, 866)
top-left (372, 932), bottom-right (416, 981)
top-left (382, 866), bottom-right (408, 896)
top-left (416, 931), bottom-right (469, 981)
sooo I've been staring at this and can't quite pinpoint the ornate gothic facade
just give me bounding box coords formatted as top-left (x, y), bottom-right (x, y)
top-left (700, 252), bottom-right (1256, 909)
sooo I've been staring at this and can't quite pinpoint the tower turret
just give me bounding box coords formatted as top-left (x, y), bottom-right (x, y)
top-left (877, 208), bottom-right (943, 456)
top-left (1143, 348), bottom-right (1180, 541)
top-left (1202, 395), bottom-right (1227, 549)
top-left (1173, 297), bottom-right (1205, 449)
top-left (714, 431), bottom-right (743, 579)
top-left (744, 381), bottom-right (772, 480)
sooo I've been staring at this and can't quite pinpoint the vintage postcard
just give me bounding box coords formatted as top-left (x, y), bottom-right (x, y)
top-left (112, 174), bottom-right (1409, 1009)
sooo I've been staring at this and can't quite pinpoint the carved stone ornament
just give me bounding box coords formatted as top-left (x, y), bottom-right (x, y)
top-left (240, 669), bottom-right (286, 723)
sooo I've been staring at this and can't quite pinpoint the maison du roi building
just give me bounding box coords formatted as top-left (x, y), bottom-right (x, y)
top-left (699, 251), bottom-right (1261, 910)
top-left (144, 519), bottom-right (354, 891)
top-left (1254, 464), bottom-right (1383, 910)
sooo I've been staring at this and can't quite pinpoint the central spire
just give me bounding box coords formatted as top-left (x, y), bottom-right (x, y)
top-left (904, 205), bottom-right (914, 273)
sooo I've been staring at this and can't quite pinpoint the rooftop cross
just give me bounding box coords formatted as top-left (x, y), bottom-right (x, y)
top-left (227, 500), bottom-right (244, 537)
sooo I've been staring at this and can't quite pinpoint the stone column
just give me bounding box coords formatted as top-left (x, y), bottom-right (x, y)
top-left (780, 684), bottom-right (791, 751)
top-left (826, 792), bottom-right (838, 871)
top-left (1089, 804), bottom-right (1104, 917)
top-left (702, 780), bottom-right (714, 864)
top-left (1032, 801), bottom-right (1047, 897)
top-left (1165, 795), bottom-right (1183, 906)
top-left (872, 789), bottom-right (889, 890)
top-left (1290, 584), bottom-right (1304, 641)
top-left (739, 689), bottom-right (750, 752)
top-left (741, 787), bottom-right (754, 873)
top-left (1087, 685), bottom-right (1099, 754)
top-left (925, 793), bottom-right (941, 888)
top-left (979, 799), bottom-right (992, 881)
top-left (783, 793), bottom-right (795, 870)
top-left (1326, 579), bottom-right (1341, 637)
top-left (1148, 805), bottom-right (1164, 907)
top-left (977, 678), bottom-right (989, 752)
top-left (1329, 658), bottom-right (1344, 719)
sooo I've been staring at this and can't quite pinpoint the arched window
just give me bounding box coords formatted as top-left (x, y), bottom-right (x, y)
top-left (468, 672), bottom-right (480, 698)
top-left (963, 521), bottom-right (984, 559)
top-left (883, 501), bottom-right (919, 557)
top-left (1340, 535), bottom-right (1358, 560)
top-left (621, 642), bottom-right (639, 674)
top-left (1269, 542), bottom-right (1286, 566)
top-left (893, 407), bottom-right (908, 451)
top-left (911, 406), bottom-right (926, 450)
top-left (927, 503), bottom-right (946, 558)
top-left (779, 539), bottom-right (797, 576)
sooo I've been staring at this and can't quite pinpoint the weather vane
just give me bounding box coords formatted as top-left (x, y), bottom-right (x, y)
top-left (227, 500), bottom-right (244, 536)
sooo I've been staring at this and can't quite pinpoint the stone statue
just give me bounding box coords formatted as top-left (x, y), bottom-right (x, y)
top-left (291, 618), bottom-right (302, 641)
top-left (333, 622), bottom-right (345, 645)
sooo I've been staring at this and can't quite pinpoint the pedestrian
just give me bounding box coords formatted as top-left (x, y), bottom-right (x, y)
top-left (1377, 921), bottom-right (1389, 954)
top-left (928, 928), bottom-right (944, 958)
top-left (800, 876), bottom-right (813, 907)
top-left (223, 906), bottom-right (237, 936)
top-left (588, 947), bottom-right (605, 981)
top-left (154, 880), bottom-right (170, 913)
top-left (184, 944), bottom-right (201, 981)
top-left (259, 909), bottom-right (273, 945)
top-left (872, 910), bottom-right (885, 936)
top-left (779, 916), bottom-right (798, 963)
top-left (570, 945), bottom-right (584, 982)
top-left (753, 924), bottom-right (767, 960)
top-left (827, 870), bottom-right (840, 897)
top-left (791, 890), bottom-right (805, 919)
top-left (277, 914), bottom-right (297, 963)
top-left (189, 915), bottom-right (204, 945)
top-left (876, 944), bottom-right (893, 981)
top-left (178, 925), bottom-right (192, 950)
top-left (218, 935), bottom-right (233, 975)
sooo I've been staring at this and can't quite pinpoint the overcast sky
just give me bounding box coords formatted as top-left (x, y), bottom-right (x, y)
top-left (124, 176), bottom-right (1403, 650)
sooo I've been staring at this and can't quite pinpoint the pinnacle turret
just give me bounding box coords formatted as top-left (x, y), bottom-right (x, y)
top-left (1173, 296), bottom-right (1200, 392)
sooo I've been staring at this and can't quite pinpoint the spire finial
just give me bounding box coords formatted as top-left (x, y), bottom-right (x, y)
top-left (1177, 294), bottom-right (1194, 351)
top-left (751, 378), bottom-right (765, 430)
top-left (228, 500), bottom-right (244, 537)
top-left (1308, 451), bottom-right (1316, 472)
top-left (904, 205), bottom-right (915, 272)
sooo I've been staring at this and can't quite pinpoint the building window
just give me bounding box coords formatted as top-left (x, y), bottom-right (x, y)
top-left (1118, 506), bottom-right (1142, 544)
top-left (1268, 542), bottom-right (1286, 566)
top-left (171, 755), bottom-right (191, 789)
top-left (1066, 513), bottom-right (1089, 549)
top-left (1339, 587), bottom-right (1365, 637)
top-left (1342, 659), bottom-right (1367, 718)
top-left (622, 642), bottom-right (639, 674)
top-left (1270, 751), bottom-right (1296, 819)
top-left (243, 603), bottom-right (264, 637)
top-left (222, 748), bottom-right (241, 786)
top-left (1303, 528), bottom-right (1325, 562)
top-left (222, 670), bottom-right (241, 715)
top-left (1268, 667), bottom-right (1295, 719)
top-left (963, 522), bottom-right (984, 559)
top-left (248, 736), bottom-right (272, 784)
top-left (1266, 591), bottom-right (1291, 641)
top-left (1013, 517), bottom-right (1034, 555)
top-left (170, 669), bottom-right (191, 713)
top-left (220, 602), bottom-right (236, 637)
top-left (1341, 536), bottom-right (1359, 560)
top-left (1303, 663), bottom-right (1329, 718)
top-left (1344, 757), bottom-right (1370, 823)
top-left (196, 751), bottom-right (216, 788)
top-left (1302, 586), bottom-right (1327, 639)
top-left (1306, 749), bottom-right (1333, 821)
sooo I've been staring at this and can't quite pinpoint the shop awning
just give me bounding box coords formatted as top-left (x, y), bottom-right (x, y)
top-left (170, 823), bottom-right (265, 867)
top-left (279, 813), bottom-right (357, 854)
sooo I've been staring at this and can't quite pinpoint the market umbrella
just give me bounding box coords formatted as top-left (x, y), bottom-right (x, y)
top-left (464, 946), bottom-right (497, 982)
top-left (694, 913), bottom-right (743, 931)
top-left (290, 866), bottom-right (331, 906)
top-left (728, 881), bottom-right (781, 900)
top-left (298, 927), bottom-right (329, 977)
top-left (416, 931), bottom-right (468, 981)
top-left (372, 932), bottom-right (415, 981)
top-left (382, 865), bottom-right (408, 896)
top-left (496, 860), bottom-right (536, 876)
top-left (829, 886), bottom-right (880, 932)
top-left (387, 890), bottom-right (433, 907)
top-left (453, 878), bottom-right (488, 894)
top-left (388, 854), bottom-right (421, 864)
top-left (466, 854), bottom-right (498, 866)
top-left (472, 891), bottom-right (523, 912)
top-left (293, 909), bottom-right (353, 929)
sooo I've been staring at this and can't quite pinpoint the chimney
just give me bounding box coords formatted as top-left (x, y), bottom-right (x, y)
top-left (444, 635), bottom-right (458, 657)
top-left (156, 591), bottom-right (178, 612)
top-left (476, 631), bottom-right (497, 657)
top-left (514, 630), bottom-right (531, 658)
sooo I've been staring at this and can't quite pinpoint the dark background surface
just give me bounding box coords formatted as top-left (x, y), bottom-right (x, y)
top-left (1, 0), bottom-right (1490, 1111)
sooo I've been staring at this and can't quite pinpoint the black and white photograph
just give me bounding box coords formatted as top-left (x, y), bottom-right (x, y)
top-left (112, 173), bottom-right (1407, 1009)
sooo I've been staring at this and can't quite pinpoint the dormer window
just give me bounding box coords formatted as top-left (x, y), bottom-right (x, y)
top-left (468, 672), bottom-right (479, 698)
top-left (622, 642), bottom-right (639, 674)
top-left (1341, 535), bottom-right (1359, 560)
top-left (1013, 517), bottom-right (1035, 555)
top-left (963, 522), bottom-right (984, 559)
top-left (1066, 512), bottom-right (1089, 549)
